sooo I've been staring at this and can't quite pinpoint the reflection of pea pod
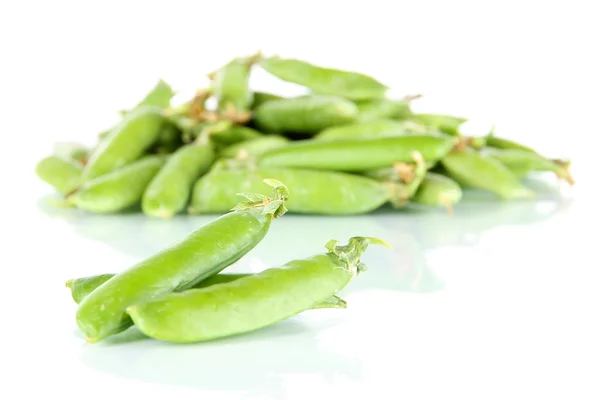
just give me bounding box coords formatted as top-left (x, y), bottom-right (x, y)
top-left (189, 168), bottom-right (394, 215)
top-left (220, 135), bottom-right (290, 159)
top-left (142, 140), bottom-right (215, 219)
top-left (260, 56), bottom-right (388, 100)
top-left (35, 156), bottom-right (83, 195)
top-left (83, 106), bottom-right (166, 181)
top-left (408, 113), bottom-right (467, 136)
top-left (253, 95), bottom-right (359, 134)
top-left (484, 148), bottom-right (574, 184)
top-left (68, 155), bottom-right (166, 213)
top-left (66, 273), bottom-right (346, 309)
top-left (251, 91), bottom-right (284, 109)
top-left (212, 57), bottom-right (254, 113)
top-left (314, 119), bottom-right (429, 141)
top-left (258, 134), bottom-right (457, 172)
top-left (355, 98), bottom-right (412, 122)
top-left (412, 172), bottom-right (463, 213)
top-left (441, 150), bottom-right (535, 199)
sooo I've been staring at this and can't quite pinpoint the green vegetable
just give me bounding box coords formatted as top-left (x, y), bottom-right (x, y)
top-left (35, 156), bottom-right (82, 195)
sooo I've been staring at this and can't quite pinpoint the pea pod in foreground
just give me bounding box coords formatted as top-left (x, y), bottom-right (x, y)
top-left (66, 273), bottom-right (347, 310)
top-left (35, 156), bottom-right (83, 195)
top-left (75, 179), bottom-right (289, 343)
top-left (441, 150), bottom-right (535, 200)
top-left (259, 56), bottom-right (388, 100)
top-left (67, 155), bottom-right (166, 213)
top-left (83, 106), bottom-right (166, 181)
top-left (189, 168), bottom-right (412, 215)
top-left (258, 135), bottom-right (457, 172)
top-left (127, 236), bottom-right (390, 343)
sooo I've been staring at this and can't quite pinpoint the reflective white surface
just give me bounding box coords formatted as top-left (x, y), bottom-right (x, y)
top-left (4, 172), bottom-right (598, 399)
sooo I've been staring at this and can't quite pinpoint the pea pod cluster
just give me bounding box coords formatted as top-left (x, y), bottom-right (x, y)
top-left (36, 52), bottom-right (575, 217)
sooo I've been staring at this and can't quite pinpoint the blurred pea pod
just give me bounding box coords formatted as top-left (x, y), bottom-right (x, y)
top-left (441, 149), bottom-right (535, 199)
top-left (259, 56), bottom-right (388, 100)
top-left (220, 135), bottom-right (290, 159)
top-left (412, 172), bottom-right (463, 214)
top-left (253, 95), bottom-right (359, 134)
top-left (314, 119), bottom-right (430, 142)
top-left (355, 97), bottom-right (416, 122)
top-left (52, 142), bottom-right (92, 166)
top-left (408, 113), bottom-right (467, 136)
top-left (484, 148), bottom-right (574, 184)
top-left (35, 156), bottom-right (83, 196)
top-left (251, 91), bottom-right (284, 109)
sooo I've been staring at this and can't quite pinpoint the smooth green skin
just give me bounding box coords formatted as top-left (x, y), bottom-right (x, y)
top-left (408, 113), bottom-right (467, 136)
top-left (213, 58), bottom-right (253, 112)
top-left (67, 272), bottom-right (345, 310)
top-left (484, 137), bottom-right (537, 154)
top-left (189, 168), bottom-right (389, 215)
top-left (355, 99), bottom-right (412, 122)
top-left (210, 125), bottom-right (263, 146)
top-left (76, 208), bottom-right (275, 342)
top-left (260, 56), bottom-right (388, 101)
top-left (83, 106), bottom-right (166, 181)
top-left (441, 150), bottom-right (535, 199)
top-left (142, 143), bottom-right (215, 218)
top-left (253, 95), bottom-right (359, 134)
top-left (127, 252), bottom-right (356, 343)
top-left (133, 79), bottom-right (175, 110)
top-left (220, 135), bottom-right (290, 158)
top-left (35, 156), bottom-right (83, 195)
top-left (314, 119), bottom-right (429, 142)
top-left (251, 91), bottom-right (284, 109)
top-left (258, 135), bottom-right (457, 172)
top-left (412, 172), bottom-right (463, 207)
top-left (69, 156), bottom-right (166, 213)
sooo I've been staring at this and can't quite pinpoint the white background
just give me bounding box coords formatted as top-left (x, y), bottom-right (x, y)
top-left (1, 1), bottom-right (599, 399)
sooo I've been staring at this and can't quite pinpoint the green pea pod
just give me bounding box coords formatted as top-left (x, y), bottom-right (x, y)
top-left (220, 135), bottom-right (290, 159)
top-left (209, 125), bottom-right (263, 146)
top-left (412, 172), bottom-right (463, 214)
top-left (314, 119), bottom-right (429, 142)
top-left (251, 91), bottom-right (284, 109)
top-left (485, 136), bottom-right (537, 154)
top-left (441, 150), bottom-right (535, 199)
top-left (35, 156), bottom-right (83, 195)
top-left (253, 95), bottom-right (359, 134)
top-left (260, 56), bottom-right (388, 100)
top-left (132, 79), bottom-right (175, 110)
top-left (66, 273), bottom-right (346, 310)
top-left (212, 56), bottom-right (255, 114)
top-left (189, 167), bottom-right (396, 215)
top-left (142, 140), bottom-right (215, 219)
top-left (67, 155), bottom-right (166, 213)
top-left (355, 98), bottom-right (413, 122)
top-left (484, 148), bottom-right (574, 184)
top-left (258, 134), bottom-right (457, 172)
top-left (83, 106), bottom-right (166, 181)
top-left (127, 236), bottom-right (390, 343)
top-left (408, 113), bottom-right (467, 136)
top-left (75, 179), bottom-right (289, 343)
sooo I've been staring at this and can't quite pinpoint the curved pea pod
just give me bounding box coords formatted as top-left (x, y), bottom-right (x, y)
top-left (127, 236), bottom-right (390, 343)
top-left (314, 119), bottom-right (429, 142)
top-left (189, 168), bottom-right (395, 215)
top-left (66, 273), bottom-right (346, 310)
top-left (408, 113), bottom-right (467, 136)
top-left (75, 180), bottom-right (289, 343)
top-left (355, 98), bottom-right (413, 122)
top-left (259, 56), bottom-right (388, 100)
top-left (212, 56), bottom-right (255, 119)
top-left (258, 134), bottom-right (457, 172)
top-left (253, 95), bottom-right (359, 134)
top-left (35, 156), bottom-right (83, 195)
top-left (484, 148), bottom-right (574, 184)
top-left (67, 155), bottom-right (166, 213)
top-left (440, 150), bottom-right (535, 199)
top-left (412, 172), bottom-right (463, 214)
top-left (209, 125), bottom-right (263, 147)
top-left (142, 140), bottom-right (215, 219)
top-left (83, 106), bottom-right (166, 181)
top-left (220, 135), bottom-right (290, 159)
top-left (251, 91), bottom-right (284, 109)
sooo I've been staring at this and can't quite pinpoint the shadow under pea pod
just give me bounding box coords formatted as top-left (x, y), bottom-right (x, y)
top-left (79, 313), bottom-right (362, 398)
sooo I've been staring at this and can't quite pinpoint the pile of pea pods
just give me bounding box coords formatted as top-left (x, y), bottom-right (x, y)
top-left (36, 52), bottom-right (575, 217)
